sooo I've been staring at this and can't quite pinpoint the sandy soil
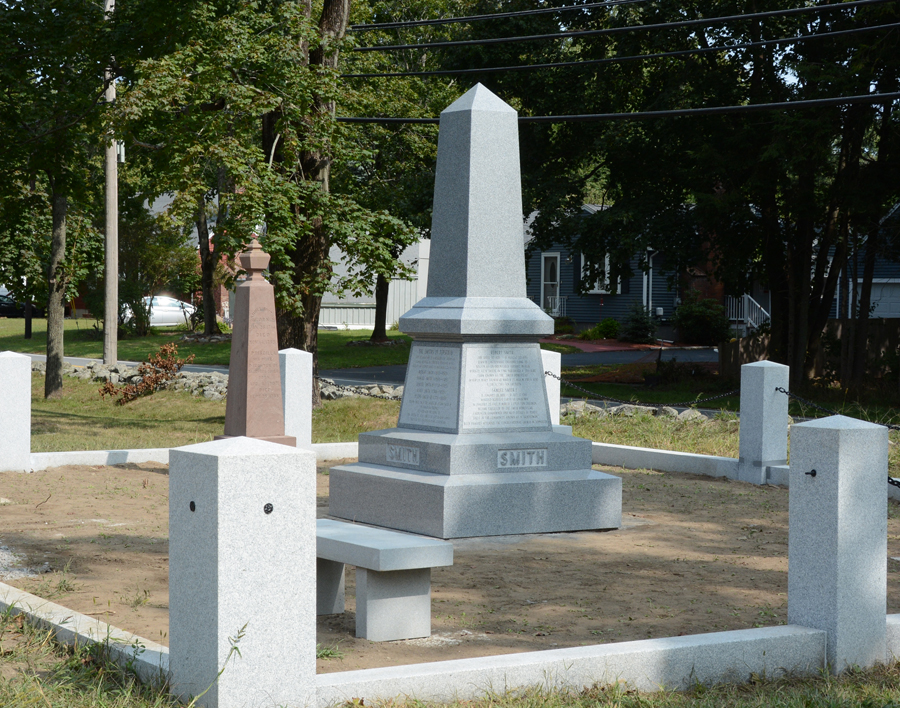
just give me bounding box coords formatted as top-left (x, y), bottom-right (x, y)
top-left (3, 460), bottom-right (900, 675)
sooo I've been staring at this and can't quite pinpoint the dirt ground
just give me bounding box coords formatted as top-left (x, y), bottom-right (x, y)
top-left (3, 460), bottom-right (900, 675)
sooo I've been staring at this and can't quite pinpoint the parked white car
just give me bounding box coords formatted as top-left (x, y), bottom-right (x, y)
top-left (123, 296), bottom-right (196, 327)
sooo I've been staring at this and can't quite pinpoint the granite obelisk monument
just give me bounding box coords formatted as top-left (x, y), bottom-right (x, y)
top-left (219, 238), bottom-right (296, 446)
top-left (329, 85), bottom-right (621, 538)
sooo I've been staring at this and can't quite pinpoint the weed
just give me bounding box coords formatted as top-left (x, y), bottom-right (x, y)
top-left (316, 643), bottom-right (344, 660)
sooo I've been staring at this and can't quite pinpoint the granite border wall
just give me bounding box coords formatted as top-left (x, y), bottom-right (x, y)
top-left (15, 579), bottom-right (900, 707)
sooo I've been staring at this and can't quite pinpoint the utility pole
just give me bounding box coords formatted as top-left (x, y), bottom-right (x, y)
top-left (103, 0), bottom-right (118, 365)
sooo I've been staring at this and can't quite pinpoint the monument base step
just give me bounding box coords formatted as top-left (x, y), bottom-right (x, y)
top-left (359, 427), bottom-right (592, 476)
top-left (328, 463), bottom-right (622, 539)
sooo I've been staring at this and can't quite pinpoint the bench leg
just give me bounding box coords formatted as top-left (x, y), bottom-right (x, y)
top-left (317, 559), bottom-right (345, 615)
top-left (355, 568), bottom-right (432, 641)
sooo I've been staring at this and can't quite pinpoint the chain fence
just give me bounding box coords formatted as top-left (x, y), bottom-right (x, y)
top-left (544, 370), bottom-right (740, 410)
top-left (773, 386), bottom-right (900, 489)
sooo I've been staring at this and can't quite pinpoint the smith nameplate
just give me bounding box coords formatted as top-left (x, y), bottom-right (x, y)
top-left (387, 445), bottom-right (420, 466)
top-left (498, 449), bottom-right (547, 468)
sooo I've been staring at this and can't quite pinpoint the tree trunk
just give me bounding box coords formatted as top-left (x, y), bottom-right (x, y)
top-left (371, 273), bottom-right (390, 342)
top-left (196, 196), bottom-right (217, 335)
top-left (276, 0), bottom-right (351, 407)
top-left (45, 190), bottom-right (67, 400)
top-left (850, 231), bottom-right (877, 393)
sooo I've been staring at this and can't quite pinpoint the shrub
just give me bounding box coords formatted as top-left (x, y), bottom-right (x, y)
top-left (579, 318), bottom-right (620, 340)
top-left (672, 291), bottom-right (732, 345)
top-left (553, 316), bottom-right (575, 335)
top-left (99, 343), bottom-right (195, 405)
top-left (620, 304), bottom-right (657, 343)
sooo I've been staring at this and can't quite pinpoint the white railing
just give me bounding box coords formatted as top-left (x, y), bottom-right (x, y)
top-left (726, 294), bottom-right (770, 335)
top-left (545, 296), bottom-right (567, 317)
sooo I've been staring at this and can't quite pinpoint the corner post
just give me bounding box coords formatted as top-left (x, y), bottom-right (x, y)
top-left (787, 415), bottom-right (887, 672)
top-left (280, 347), bottom-right (313, 448)
top-left (0, 352), bottom-right (31, 472)
top-left (737, 361), bottom-right (789, 484)
top-left (168, 438), bottom-right (316, 707)
top-left (541, 349), bottom-right (561, 426)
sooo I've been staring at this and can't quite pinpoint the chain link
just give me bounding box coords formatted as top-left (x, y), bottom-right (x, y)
top-left (774, 387), bottom-right (900, 431)
top-left (545, 370), bottom-right (739, 409)
top-left (773, 387), bottom-right (900, 489)
top-left (315, 376), bottom-right (400, 401)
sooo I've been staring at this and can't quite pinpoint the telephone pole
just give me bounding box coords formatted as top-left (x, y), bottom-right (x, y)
top-left (103, 0), bottom-right (118, 365)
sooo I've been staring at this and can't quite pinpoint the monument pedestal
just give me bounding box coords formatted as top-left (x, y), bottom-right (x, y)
top-left (328, 84), bottom-right (622, 539)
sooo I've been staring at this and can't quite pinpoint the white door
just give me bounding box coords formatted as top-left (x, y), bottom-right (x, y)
top-left (541, 254), bottom-right (560, 314)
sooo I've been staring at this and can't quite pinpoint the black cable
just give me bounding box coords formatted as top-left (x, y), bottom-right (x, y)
top-left (350, 0), bottom-right (651, 31)
top-left (336, 90), bottom-right (900, 124)
top-left (345, 20), bottom-right (900, 78)
top-left (353, 0), bottom-right (891, 52)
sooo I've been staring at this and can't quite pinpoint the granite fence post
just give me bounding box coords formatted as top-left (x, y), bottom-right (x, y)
top-left (787, 415), bottom-right (887, 672)
top-left (737, 361), bottom-right (789, 484)
top-left (541, 349), bottom-right (561, 426)
top-left (0, 351), bottom-right (31, 472)
top-left (168, 438), bottom-right (316, 707)
top-left (279, 348), bottom-right (313, 448)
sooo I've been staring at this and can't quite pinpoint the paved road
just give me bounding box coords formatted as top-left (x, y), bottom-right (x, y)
top-left (321, 347), bottom-right (718, 387)
top-left (30, 346), bottom-right (718, 389)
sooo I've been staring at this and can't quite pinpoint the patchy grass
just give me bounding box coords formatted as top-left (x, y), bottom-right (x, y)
top-left (539, 342), bottom-right (582, 355)
top-left (31, 373), bottom-right (226, 452)
top-left (311, 396), bottom-right (401, 443)
top-left (316, 329), bottom-right (412, 369)
top-left (4, 600), bottom-right (900, 708)
top-left (569, 410), bottom-right (742, 459)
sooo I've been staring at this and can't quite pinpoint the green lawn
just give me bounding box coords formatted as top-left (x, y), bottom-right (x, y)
top-left (0, 317), bottom-right (413, 368)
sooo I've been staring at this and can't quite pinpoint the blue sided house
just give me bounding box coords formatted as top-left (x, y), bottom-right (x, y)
top-left (524, 205), bottom-right (679, 331)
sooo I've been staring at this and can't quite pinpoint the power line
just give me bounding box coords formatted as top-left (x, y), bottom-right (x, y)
top-left (336, 90), bottom-right (900, 124)
top-left (345, 21), bottom-right (900, 78)
top-left (350, 0), bottom-right (652, 31)
top-left (353, 0), bottom-right (891, 52)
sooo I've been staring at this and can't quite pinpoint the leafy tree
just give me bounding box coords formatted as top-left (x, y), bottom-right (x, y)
top-left (0, 0), bottom-right (108, 397)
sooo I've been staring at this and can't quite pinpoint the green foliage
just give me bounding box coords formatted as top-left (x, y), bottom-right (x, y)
top-left (580, 318), bottom-right (620, 340)
top-left (621, 304), bottom-right (657, 343)
top-left (672, 292), bottom-right (732, 346)
top-left (553, 316), bottom-right (575, 335)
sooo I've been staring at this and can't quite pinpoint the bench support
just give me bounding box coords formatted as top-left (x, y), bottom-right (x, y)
top-left (317, 559), bottom-right (345, 615)
top-left (356, 568), bottom-right (432, 642)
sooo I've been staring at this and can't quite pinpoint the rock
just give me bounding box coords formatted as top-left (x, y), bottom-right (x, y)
top-left (655, 406), bottom-right (679, 418)
top-left (678, 408), bottom-right (707, 422)
top-left (610, 404), bottom-right (656, 417)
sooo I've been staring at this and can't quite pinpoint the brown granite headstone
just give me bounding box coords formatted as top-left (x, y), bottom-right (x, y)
top-left (218, 238), bottom-right (296, 446)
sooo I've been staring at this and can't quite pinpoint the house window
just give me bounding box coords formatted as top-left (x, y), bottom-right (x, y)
top-left (581, 254), bottom-right (619, 295)
top-left (541, 253), bottom-right (560, 312)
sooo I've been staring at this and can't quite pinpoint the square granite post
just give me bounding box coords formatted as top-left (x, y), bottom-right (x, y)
top-left (737, 361), bottom-right (789, 484)
top-left (0, 352), bottom-right (31, 472)
top-left (169, 438), bottom-right (316, 708)
top-left (279, 347), bottom-right (313, 448)
top-left (788, 415), bottom-right (887, 672)
top-left (541, 349), bottom-right (561, 426)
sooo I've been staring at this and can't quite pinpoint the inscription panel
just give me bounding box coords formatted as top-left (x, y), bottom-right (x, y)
top-left (498, 449), bottom-right (547, 468)
top-left (398, 344), bottom-right (461, 431)
top-left (461, 345), bottom-right (550, 431)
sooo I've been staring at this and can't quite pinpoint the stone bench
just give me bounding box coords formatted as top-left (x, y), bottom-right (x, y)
top-left (316, 519), bottom-right (454, 642)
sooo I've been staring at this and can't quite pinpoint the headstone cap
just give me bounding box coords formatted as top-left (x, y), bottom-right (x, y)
top-left (239, 237), bottom-right (270, 276)
top-left (441, 83), bottom-right (516, 116)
